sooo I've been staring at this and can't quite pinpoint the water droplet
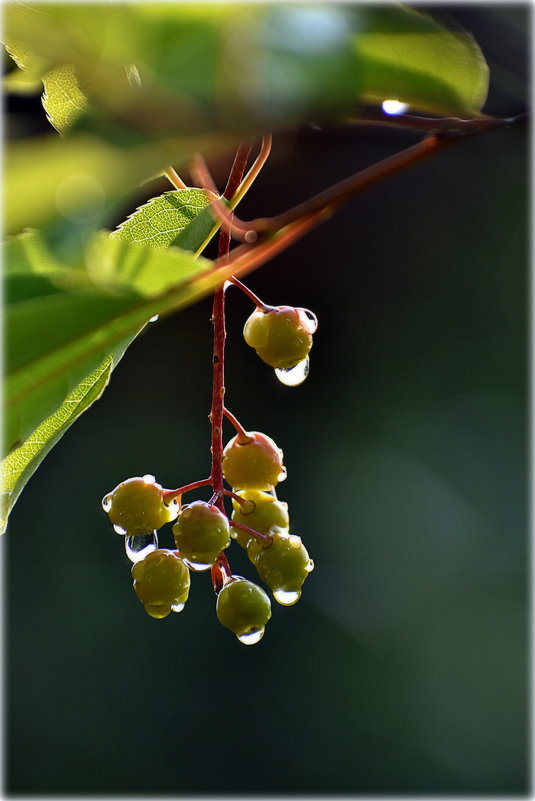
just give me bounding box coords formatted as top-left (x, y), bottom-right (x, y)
top-left (145, 602), bottom-right (171, 619)
top-left (181, 507), bottom-right (193, 520)
top-left (149, 315), bottom-right (159, 323)
top-left (183, 558), bottom-right (212, 572)
top-left (289, 535), bottom-right (302, 549)
top-left (305, 559), bottom-right (315, 573)
top-left (125, 532), bottom-right (158, 562)
top-left (382, 99), bottom-right (409, 115)
top-left (275, 357), bottom-right (309, 387)
top-left (277, 468), bottom-right (287, 483)
top-left (273, 589), bottom-right (301, 606)
top-left (171, 602), bottom-right (185, 613)
top-left (113, 524), bottom-right (128, 536)
top-left (164, 497), bottom-right (180, 518)
top-left (238, 627), bottom-right (265, 645)
top-left (142, 474), bottom-right (156, 484)
top-left (301, 308), bottom-right (318, 334)
top-left (102, 494), bottom-right (113, 513)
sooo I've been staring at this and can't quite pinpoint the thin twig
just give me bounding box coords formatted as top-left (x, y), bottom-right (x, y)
top-left (191, 153), bottom-right (258, 243)
top-left (164, 165), bottom-right (188, 190)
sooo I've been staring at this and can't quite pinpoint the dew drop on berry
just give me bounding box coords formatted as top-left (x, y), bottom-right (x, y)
top-left (113, 524), bottom-right (128, 535)
top-left (237, 627), bottom-right (265, 645)
top-left (277, 467), bottom-right (288, 483)
top-left (305, 559), bottom-right (315, 573)
top-left (171, 602), bottom-right (185, 613)
top-left (125, 532), bottom-right (158, 563)
top-left (145, 602), bottom-right (171, 619)
top-left (183, 558), bottom-right (212, 572)
top-left (164, 497), bottom-right (180, 517)
top-left (102, 494), bottom-right (113, 513)
top-left (273, 589), bottom-right (301, 605)
top-left (275, 357), bottom-right (309, 387)
top-left (142, 474), bottom-right (156, 484)
top-left (301, 308), bottom-right (318, 334)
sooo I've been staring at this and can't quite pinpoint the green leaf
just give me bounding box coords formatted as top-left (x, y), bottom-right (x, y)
top-left (113, 189), bottom-right (216, 251)
top-left (42, 64), bottom-right (89, 133)
top-left (0, 346), bottom-right (130, 536)
top-left (353, 6), bottom-right (489, 117)
top-left (1, 224), bottom-right (245, 531)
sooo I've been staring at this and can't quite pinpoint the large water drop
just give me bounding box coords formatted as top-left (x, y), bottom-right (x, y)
top-left (238, 628), bottom-right (265, 645)
top-left (102, 494), bottom-right (113, 513)
top-left (171, 602), bottom-right (185, 613)
top-left (273, 589), bottom-right (301, 606)
top-left (125, 532), bottom-right (158, 563)
top-left (183, 558), bottom-right (212, 572)
top-left (275, 357), bottom-right (309, 387)
top-left (305, 559), bottom-right (315, 573)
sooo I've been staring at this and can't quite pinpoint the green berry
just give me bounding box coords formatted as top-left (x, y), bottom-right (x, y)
top-left (216, 577), bottom-right (272, 644)
top-left (243, 306), bottom-right (316, 369)
top-left (222, 431), bottom-right (285, 491)
top-left (102, 475), bottom-right (178, 536)
top-left (231, 489), bottom-right (289, 548)
top-left (247, 531), bottom-right (314, 605)
top-left (131, 549), bottom-right (190, 618)
top-left (172, 500), bottom-right (231, 571)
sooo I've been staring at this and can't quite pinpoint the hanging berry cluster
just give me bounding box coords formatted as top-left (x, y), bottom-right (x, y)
top-left (102, 274), bottom-right (316, 645)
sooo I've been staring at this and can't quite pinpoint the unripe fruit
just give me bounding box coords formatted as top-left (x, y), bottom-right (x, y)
top-left (102, 475), bottom-right (178, 536)
top-left (231, 489), bottom-right (289, 548)
top-left (222, 431), bottom-right (285, 491)
top-left (131, 549), bottom-right (190, 618)
top-left (172, 500), bottom-right (231, 571)
top-left (216, 577), bottom-right (272, 644)
top-left (247, 531), bottom-right (314, 605)
top-left (243, 306), bottom-right (316, 369)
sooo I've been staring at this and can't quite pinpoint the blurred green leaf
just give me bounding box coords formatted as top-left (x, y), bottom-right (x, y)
top-left (4, 4), bottom-right (489, 235)
top-left (4, 230), bottom-right (210, 453)
top-left (353, 6), bottom-right (489, 117)
top-left (4, 131), bottom-right (237, 235)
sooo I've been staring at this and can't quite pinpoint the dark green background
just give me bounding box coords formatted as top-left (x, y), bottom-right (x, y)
top-left (5, 5), bottom-right (529, 795)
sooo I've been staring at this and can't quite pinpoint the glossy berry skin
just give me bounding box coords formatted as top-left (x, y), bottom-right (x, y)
top-left (102, 476), bottom-right (178, 536)
top-left (243, 306), bottom-right (314, 369)
top-left (172, 500), bottom-right (231, 569)
top-left (131, 549), bottom-right (190, 619)
top-left (216, 577), bottom-right (271, 642)
top-left (247, 531), bottom-right (313, 604)
top-left (231, 489), bottom-right (289, 548)
top-left (222, 431), bottom-right (285, 491)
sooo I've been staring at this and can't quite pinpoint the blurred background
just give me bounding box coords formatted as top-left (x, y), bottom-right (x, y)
top-left (4, 4), bottom-right (529, 795)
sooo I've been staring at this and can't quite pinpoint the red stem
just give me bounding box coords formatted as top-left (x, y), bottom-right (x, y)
top-left (162, 478), bottom-right (212, 500)
top-left (229, 276), bottom-right (271, 311)
top-left (223, 407), bottom-right (251, 443)
top-left (222, 488), bottom-right (252, 506)
top-left (209, 144), bottom-right (252, 590)
top-left (230, 520), bottom-right (272, 545)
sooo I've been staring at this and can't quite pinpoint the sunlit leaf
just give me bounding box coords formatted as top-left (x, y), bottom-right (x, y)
top-left (42, 64), bottom-right (89, 133)
top-left (353, 6), bottom-right (489, 117)
top-left (0, 347), bottom-right (130, 535)
top-left (113, 189), bottom-right (216, 250)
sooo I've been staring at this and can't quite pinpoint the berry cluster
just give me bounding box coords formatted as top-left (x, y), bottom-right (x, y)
top-left (102, 284), bottom-right (316, 645)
